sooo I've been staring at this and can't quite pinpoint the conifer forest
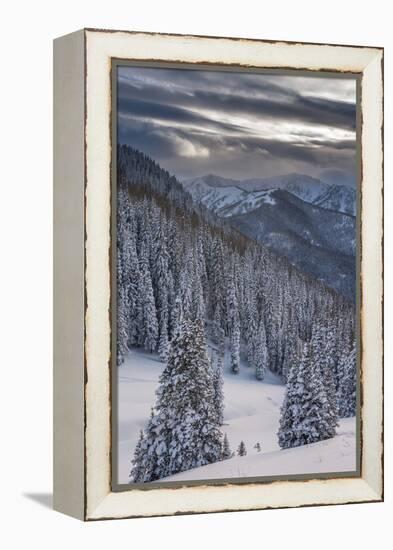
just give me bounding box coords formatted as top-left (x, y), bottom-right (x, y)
top-left (115, 67), bottom-right (358, 484)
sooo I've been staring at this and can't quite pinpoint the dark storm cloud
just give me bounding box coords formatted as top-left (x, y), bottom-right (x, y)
top-left (117, 66), bottom-right (357, 182)
top-left (119, 96), bottom-right (248, 135)
top-left (118, 75), bottom-right (355, 132)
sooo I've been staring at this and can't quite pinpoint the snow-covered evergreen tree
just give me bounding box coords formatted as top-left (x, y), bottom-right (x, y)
top-left (130, 410), bottom-right (160, 483)
top-left (123, 225), bottom-right (142, 348)
top-left (278, 341), bottom-right (337, 449)
top-left (179, 262), bottom-right (193, 321)
top-left (212, 306), bottom-right (226, 360)
top-left (117, 255), bottom-right (129, 365)
top-left (230, 323), bottom-right (240, 374)
top-left (212, 353), bottom-right (225, 425)
top-left (131, 319), bottom-right (223, 481)
top-left (254, 318), bottom-right (268, 380)
top-left (237, 441), bottom-right (247, 456)
top-left (154, 226), bottom-right (171, 361)
top-left (158, 313), bottom-right (170, 362)
top-left (337, 346), bottom-right (356, 417)
top-left (138, 243), bottom-right (159, 352)
top-left (210, 238), bottom-right (226, 323)
top-left (130, 429), bottom-right (145, 482)
top-left (171, 294), bottom-right (183, 338)
top-left (222, 433), bottom-right (232, 460)
top-left (310, 324), bottom-right (338, 435)
top-left (254, 442), bottom-right (261, 452)
top-left (211, 305), bottom-right (223, 345)
top-left (227, 271), bottom-right (239, 333)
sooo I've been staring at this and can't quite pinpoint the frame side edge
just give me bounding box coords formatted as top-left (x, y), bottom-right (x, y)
top-left (360, 49), bottom-right (384, 500)
top-left (53, 29), bottom-right (86, 521)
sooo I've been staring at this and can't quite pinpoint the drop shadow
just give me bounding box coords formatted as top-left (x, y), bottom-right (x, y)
top-left (23, 492), bottom-right (53, 509)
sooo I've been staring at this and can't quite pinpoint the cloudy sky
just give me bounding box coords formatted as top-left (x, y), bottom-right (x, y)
top-left (117, 65), bottom-right (357, 185)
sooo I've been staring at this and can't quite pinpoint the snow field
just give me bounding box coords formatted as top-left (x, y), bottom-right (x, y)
top-left (117, 348), bottom-right (355, 484)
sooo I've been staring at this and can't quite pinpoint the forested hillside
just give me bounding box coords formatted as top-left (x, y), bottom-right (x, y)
top-left (183, 173), bottom-right (356, 300)
top-left (116, 145), bottom-right (356, 482)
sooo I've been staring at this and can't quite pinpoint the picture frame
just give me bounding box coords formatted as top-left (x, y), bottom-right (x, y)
top-left (53, 28), bottom-right (383, 521)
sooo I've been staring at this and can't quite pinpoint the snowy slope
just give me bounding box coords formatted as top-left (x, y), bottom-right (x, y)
top-left (117, 348), bottom-right (356, 484)
top-left (183, 173), bottom-right (356, 216)
top-left (183, 173), bottom-right (239, 189)
top-left (182, 174), bottom-right (356, 300)
top-left (313, 184), bottom-right (356, 216)
top-left (182, 177), bottom-right (248, 213)
top-left (228, 189), bottom-right (356, 300)
top-left (164, 419), bottom-right (355, 481)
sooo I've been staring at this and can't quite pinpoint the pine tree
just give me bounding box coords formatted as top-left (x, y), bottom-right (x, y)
top-left (246, 311), bottom-right (257, 367)
top-left (319, 322), bottom-right (338, 393)
top-left (117, 254), bottom-right (129, 365)
top-left (227, 272), bottom-right (239, 333)
top-left (278, 341), bottom-right (337, 449)
top-left (179, 261), bottom-right (193, 320)
top-left (308, 360), bottom-right (337, 440)
top-left (130, 429), bottom-right (145, 482)
top-left (131, 319), bottom-right (223, 481)
top-left (171, 294), bottom-right (183, 338)
top-left (212, 305), bottom-right (224, 348)
top-left (138, 243), bottom-right (159, 352)
top-left (130, 410), bottom-right (162, 483)
top-left (158, 311), bottom-right (170, 362)
top-left (212, 305), bottom-right (226, 359)
top-left (210, 238), bottom-right (226, 322)
top-left (227, 269), bottom-right (241, 375)
top-left (154, 227), bottom-right (170, 361)
top-left (281, 309), bottom-right (297, 382)
top-left (222, 433), bottom-right (232, 460)
top-left (254, 442), bottom-right (261, 452)
top-left (230, 322), bottom-right (240, 374)
top-left (237, 441), bottom-right (247, 456)
top-left (217, 323), bottom-right (225, 359)
top-left (255, 318), bottom-right (268, 380)
top-left (311, 324), bottom-right (338, 436)
top-left (212, 353), bottom-right (225, 425)
top-left (166, 269), bottom-right (176, 338)
top-left (337, 346), bottom-right (356, 417)
top-left (192, 264), bottom-right (205, 322)
top-left (124, 226), bottom-right (142, 347)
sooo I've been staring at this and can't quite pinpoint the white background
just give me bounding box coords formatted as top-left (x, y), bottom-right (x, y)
top-left (0, 1), bottom-right (391, 548)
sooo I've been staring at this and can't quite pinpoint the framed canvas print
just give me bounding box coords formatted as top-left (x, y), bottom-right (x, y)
top-left (53, 29), bottom-right (384, 521)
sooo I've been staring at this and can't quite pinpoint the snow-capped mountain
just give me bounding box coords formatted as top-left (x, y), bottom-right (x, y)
top-left (312, 184), bottom-right (356, 216)
top-left (181, 176), bottom-right (277, 218)
top-left (183, 173), bottom-right (356, 216)
top-left (229, 189), bottom-right (356, 300)
top-left (180, 176), bottom-right (249, 214)
top-left (182, 174), bottom-right (356, 300)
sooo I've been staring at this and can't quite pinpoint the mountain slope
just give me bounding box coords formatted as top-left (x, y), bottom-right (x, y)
top-left (164, 418), bottom-right (355, 481)
top-left (183, 173), bottom-right (356, 300)
top-left (313, 184), bottom-right (356, 215)
top-left (184, 173), bottom-right (356, 216)
top-left (180, 176), bottom-right (249, 213)
top-left (118, 347), bottom-right (355, 484)
top-left (229, 189), bottom-right (355, 299)
top-left (119, 147), bottom-right (356, 300)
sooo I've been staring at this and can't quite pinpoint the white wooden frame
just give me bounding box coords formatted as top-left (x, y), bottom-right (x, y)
top-left (53, 28), bottom-right (383, 521)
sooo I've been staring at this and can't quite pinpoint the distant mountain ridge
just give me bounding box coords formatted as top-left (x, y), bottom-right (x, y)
top-left (118, 147), bottom-right (356, 301)
top-left (183, 173), bottom-right (356, 216)
top-left (182, 173), bottom-right (356, 300)
top-left (228, 189), bottom-right (355, 300)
